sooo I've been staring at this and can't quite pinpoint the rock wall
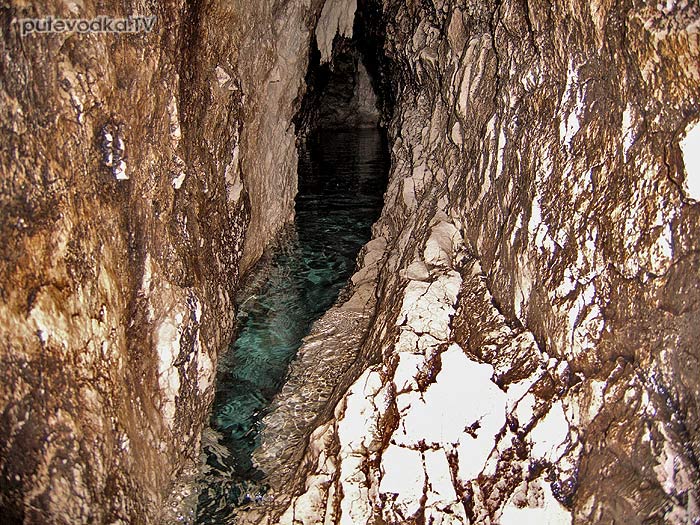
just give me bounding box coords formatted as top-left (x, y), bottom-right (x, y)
top-left (246, 0), bottom-right (700, 523)
top-left (0, 0), bottom-right (322, 522)
top-left (3, 0), bottom-right (699, 523)
top-left (295, 38), bottom-right (380, 132)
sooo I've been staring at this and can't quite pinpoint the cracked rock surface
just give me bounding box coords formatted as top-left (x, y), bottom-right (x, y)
top-left (240, 0), bottom-right (700, 524)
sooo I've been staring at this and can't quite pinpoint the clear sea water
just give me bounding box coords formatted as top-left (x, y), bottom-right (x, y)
top-left (194, 128), bottom-right (388, 523)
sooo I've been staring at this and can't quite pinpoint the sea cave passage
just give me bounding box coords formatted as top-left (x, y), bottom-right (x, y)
top-left (193, 38), bottom-right (390, 523)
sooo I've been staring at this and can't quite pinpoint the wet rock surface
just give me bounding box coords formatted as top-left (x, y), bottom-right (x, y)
top-left (191, 127), bottom-right (387, 523)
top-left (2, 0), bottom-right (699, 523)
top-left (240, 0), bottom-right (700, 524)
top-left (0, 0), bottom-right (318, 522)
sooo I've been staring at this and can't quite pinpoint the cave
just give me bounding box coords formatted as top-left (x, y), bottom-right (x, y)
top-left (194, 29), bottom-right (390, 523)
top-left (1, 1), bottom-right (700, 524)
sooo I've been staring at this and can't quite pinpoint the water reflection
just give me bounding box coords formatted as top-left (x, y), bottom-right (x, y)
top-left (195, 128), bottom-right (388, 523)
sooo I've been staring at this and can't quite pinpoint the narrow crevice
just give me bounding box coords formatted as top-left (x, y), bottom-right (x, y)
top-left (193, 9), bottom-right (391, 523)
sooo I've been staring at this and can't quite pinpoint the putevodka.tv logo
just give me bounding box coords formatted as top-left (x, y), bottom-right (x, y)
top-left (16, 15), bottom-right (156, 37)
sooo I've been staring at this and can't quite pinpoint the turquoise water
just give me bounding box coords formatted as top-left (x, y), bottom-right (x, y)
top-left (195, 128), bottom-right (388, 523)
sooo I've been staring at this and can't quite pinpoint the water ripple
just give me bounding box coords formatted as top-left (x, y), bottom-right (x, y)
top-left (193, 129), bottom-right (388, 523)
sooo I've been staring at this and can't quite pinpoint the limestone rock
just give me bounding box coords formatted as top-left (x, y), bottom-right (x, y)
top-left (244, 1), bottom-right (700, 524)
top-left (0, 0), bottom-right (317, 522)
top-left (2, 0), bottom-right (700, 523)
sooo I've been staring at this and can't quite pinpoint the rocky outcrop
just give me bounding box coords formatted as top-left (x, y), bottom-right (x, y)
top-left (0, 0), bottom-right (319, 522)
top-left (242, 0), bottom-right (700, 523)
